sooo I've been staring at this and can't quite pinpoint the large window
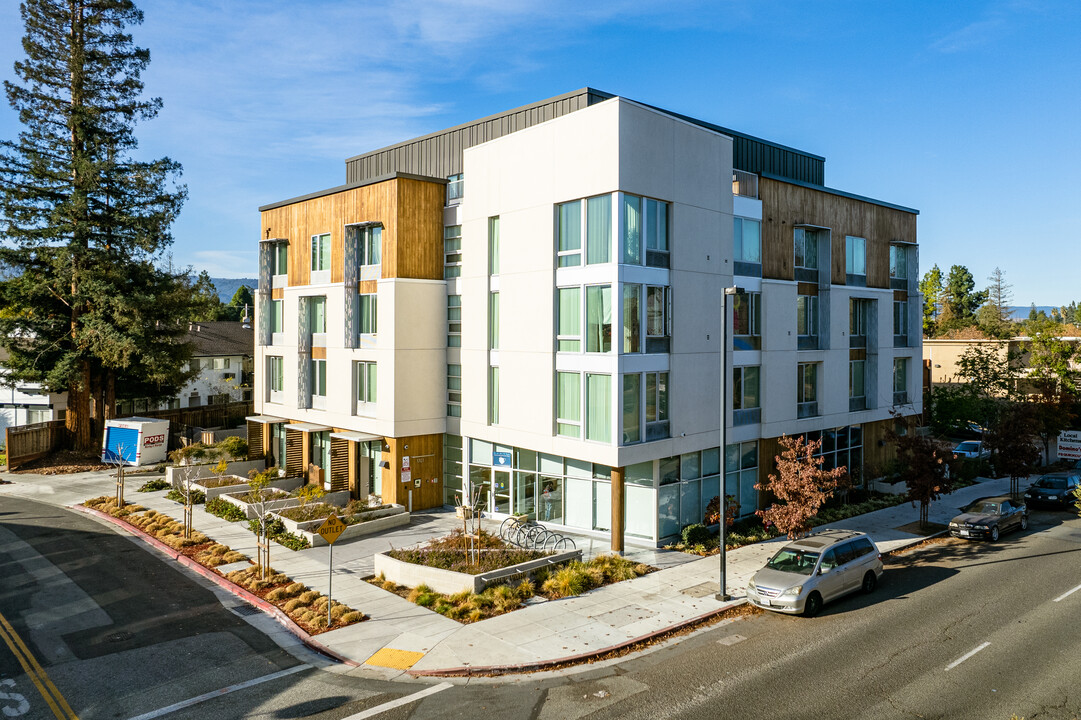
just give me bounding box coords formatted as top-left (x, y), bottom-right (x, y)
top-left (488, 216), bottom-right (500, 275)
top-left (444, 225), bottom-right (462, 279)
top-left (894, 357), bottom-right (909, 404)
top-left (270, 299), bottom-right (284, 335)
top-left (797, 293), bottom-right (818, 341)
top-left (846, 236), bottom-right (866, 280)
top-left (311, 359), bottom-right (327, 403)
top-left (623, 194), bottom-right (669, 268)
top-left (356, 361), bottom-right (377, 406)
top-left (733, 292), bottom-right (761, 350)
top-left (850, 298), bottom-right (869, 345)
top-left (311, 233), bottom-right (331, 273)
top-left (267, 356), bottom-right (283, 400)
top-left (556, 371), bottom-right (581, 438)
top-left (489, 292), bottom-right (500, 350)
top-left (793, 228), bottom-right (818, 270)
top-left (557, 200), bottom-right (582, 267)
top-left (447, 295), bottom-right (461, 347)
top-left (850, 359), bottom-right (866, 410)
top-left (894, 299), bottom-right (909, 339)
top-left (725, 441), bottom-right (759, 517)
top-left (270, 241), bottom-right (288, 277)
top-left (586, 285), bottom-right (612, 353)
top-left (488, 367), bottom-right (500, 425)
top-left (557, 287), bottom-right (581, 352)
top-left (447, 364), bottom-right (461, 417)
top-left (446, 173), bottom-right (463, 203)
top-left (556, 195), bottom-right (612, 267)
top-left (623, 374), bottom-right (640, 443)
top-left (733, 366), bottom-right (760, 425)
top-left (645, 371), bottom-right (669, 440)
top-left (586, 373), bottom-right (611, 443)
top-left (359, 294), bottom-right (377, 335)
top-left (734, 217), bottom-right (761, 275)
top-left (797, 362), bottom-right (819, 418)
top-left (360, 226), bottom-right (381, 266)
top-left (646, 286), bottom-right (670, 352)
top-left (623, 285), bottom-right (641, 353)
top-left (309, 296), bottom-right (326, 334)
top-left (890, 244), bottom-right (908, 279)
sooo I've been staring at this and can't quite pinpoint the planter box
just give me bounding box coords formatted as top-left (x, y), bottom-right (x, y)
top-left (269, 503), bottom-right (409, 546)
top-left (220, 487), bottom-right (298, 519)
top-left (191, 475), bottom-right (303, 501)
top-left (166, 459), bottom-right (266, 486)
top-left (374, 547), bottom-right (581, 595)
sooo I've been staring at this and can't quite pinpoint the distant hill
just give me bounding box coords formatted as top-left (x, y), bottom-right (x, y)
top-left (209, 277), bottom-right (257, 304)
top-left (1008, 305), bottom-right (1058, 321)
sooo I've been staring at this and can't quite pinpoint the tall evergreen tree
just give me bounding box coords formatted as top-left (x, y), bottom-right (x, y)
top-left (985, 266), bottom-right (1013, 324)
top-left (0, 0), bottom-right (193, 450)
top-left (941, 265), bottom-right (987, 330)
top-left (919, 264), bottom-right (944, 335)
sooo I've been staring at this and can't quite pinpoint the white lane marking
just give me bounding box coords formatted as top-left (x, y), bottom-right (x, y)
top-left (1053, 583), bottom-right (1081, 602)
top-left (945, 642), bottom-right (990, 671)
top-left (125, 664), bottom-right (311, 720)
top-left (341, 682), bottom-right (453, 719)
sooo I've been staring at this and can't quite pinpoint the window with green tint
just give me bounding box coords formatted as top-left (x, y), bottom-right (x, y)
top-left (356, 361), bottom-right (376, 404)
top-left (360, 226), bottom-right (381, 265)
top-left (309, 296), bottom-right (326, 333)
top-left (734, 217), bottom-right (761, 264)
top-left (586, 373), bottom-right (611, 442)
top-left (733, 366), bottom-right (760, 409)
top-left (623, 194), bottom-right (641, 264)
top-left (623, 373), bottom-right (640, 443)
top-left (447, 364), bottom-right (461, 416)
top-left (626, 461), bottom-right (654, 486)
top-left (850, 359), bottom-right (866, 399)
top-left (557, 287), bottom-right (580, 352)
top-left (444, 225), bottom-right (462, 278)
top-left (311, 359), bottom-right (327, 397)
top-left (794, 228), bottom-right (818, 270)
top-left (488, 216), bottom-right (500, 275)
top-left (268, 356), bottom-right (283, 392)
top-left (488, 366), bottom-right (500, 425)
top-left (623, 284), bottom-right (641, 353)
top-left (586, 194), bottom-right (611, 264)
top-left (556, 371), bottom-right (580, 437)
top-left (447, 295), bottom-right (461, 347)
top-left (846, 236), bottom-right (866, 276)
top-left (645, 198), bottom-right (667, 252)
top-left (359, 294), bottom-right (377, 334)
top-left (311, 233), bottom-right (331, 272)
top-left (586, 285), bottom-right (612, 353)
top-left (272, 242), bottom-right (288, 276)
top-left (557, 200), bottom-right (581, 267)
top-left (270, 299), bottom-right (283, 333)
top-left (489, 292), bottom-right (499, 349)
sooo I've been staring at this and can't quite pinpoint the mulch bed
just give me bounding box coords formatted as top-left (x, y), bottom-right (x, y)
top-left (11, 450), bottom-right (111, 475)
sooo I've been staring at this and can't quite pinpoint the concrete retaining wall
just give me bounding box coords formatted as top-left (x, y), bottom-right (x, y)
top-left (374, 548), bottom-right (581, 594)
top-left (166, 459), bottom-right (266, 486)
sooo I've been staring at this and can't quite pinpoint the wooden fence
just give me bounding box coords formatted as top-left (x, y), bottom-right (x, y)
top-left (2, 401), bottom-right (254, 470)
top-left (4, 420), bottom-right (68, 471)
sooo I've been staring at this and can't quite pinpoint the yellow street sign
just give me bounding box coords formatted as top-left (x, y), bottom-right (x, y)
top-left (317, 513), bottom-right (346, 545)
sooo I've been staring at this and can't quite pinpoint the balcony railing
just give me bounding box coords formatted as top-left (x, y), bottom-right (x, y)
top-left (797, 401), bottom-right (819, 419)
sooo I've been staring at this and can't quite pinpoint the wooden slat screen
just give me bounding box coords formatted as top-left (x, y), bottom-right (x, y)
top-left (329, 437), bottom-right (349, 493)
top-left (247, 421), bottom-right (264, 461)
top-left (285, 428), bottom-right (303, 475)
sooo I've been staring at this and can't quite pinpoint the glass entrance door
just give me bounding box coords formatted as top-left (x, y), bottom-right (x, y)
top-left (468, 466), bottom-right (491, 512)
top-left (493, 470), bottom-right (511, 514)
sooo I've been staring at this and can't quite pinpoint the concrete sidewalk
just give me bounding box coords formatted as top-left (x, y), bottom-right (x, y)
top-left (0, 467), bottom-right (1018, 678)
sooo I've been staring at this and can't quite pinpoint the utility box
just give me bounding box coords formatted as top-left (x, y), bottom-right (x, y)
top-left (101, 417), bottom-right (170, 466)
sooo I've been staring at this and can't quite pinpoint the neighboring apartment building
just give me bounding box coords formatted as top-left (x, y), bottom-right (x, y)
top-left (252, 89), bottom-right (921, 545)
top-left (0, 348), bottom-right (68, 436)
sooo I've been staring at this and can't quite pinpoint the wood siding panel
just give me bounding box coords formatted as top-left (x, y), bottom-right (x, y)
top-left (760, 177), bottom-right (916, 288)
top-left (259, 176), bottom-right (444, 291)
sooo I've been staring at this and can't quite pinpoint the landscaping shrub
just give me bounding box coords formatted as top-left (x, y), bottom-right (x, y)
top-left (205, 496), bottom-right (247, 522)
top-left (246, 516), bottom-right (311, 551)
top-left (166, 488), bottom-right (205, 504)
top-left (217, 435), bottom-right (248, 460)
top-left (137, 478), bottom-right (169, 492)
top-left (681, 523), bottom-right (711, 546)
top-left (541, 561), bottom-right (595, 598)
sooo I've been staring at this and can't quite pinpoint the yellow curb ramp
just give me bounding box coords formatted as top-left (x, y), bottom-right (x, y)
top-left (365, 648), bottom-right (425, 670)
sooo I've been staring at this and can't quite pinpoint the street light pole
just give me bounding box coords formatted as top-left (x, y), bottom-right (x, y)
top-left (717, 285), bottom-right (742, 602)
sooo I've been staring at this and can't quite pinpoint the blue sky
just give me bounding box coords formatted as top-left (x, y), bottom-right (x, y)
top-left (1, 0), bottom-right (1078, 306)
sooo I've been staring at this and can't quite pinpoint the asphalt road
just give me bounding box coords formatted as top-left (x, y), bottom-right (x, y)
top-left (3, 496), bottom-right (1080, 720)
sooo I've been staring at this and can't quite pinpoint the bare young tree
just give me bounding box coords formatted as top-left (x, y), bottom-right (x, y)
top-left (755, 435), bottom-right (847, 539)
top-left (246, 467), bottom-right (276, 579)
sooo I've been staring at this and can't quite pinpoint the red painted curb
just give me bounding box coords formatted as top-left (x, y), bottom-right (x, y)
top-left (71, 502), bottom-right (358, 667)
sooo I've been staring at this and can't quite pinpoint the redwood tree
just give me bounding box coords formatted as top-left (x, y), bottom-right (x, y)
top-left (755, 435), bottom-right (847, 539)
top-left (0, 0), bottom-right (191, 449)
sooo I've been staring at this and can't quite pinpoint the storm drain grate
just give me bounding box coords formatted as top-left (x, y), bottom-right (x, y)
top-left (231, 605), bottom-right (262, 617)
top-left (107, 631), bottom-right (134, 642)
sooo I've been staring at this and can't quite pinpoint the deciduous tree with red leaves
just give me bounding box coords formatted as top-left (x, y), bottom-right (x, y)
top-left (755, 435), bottom-right (847, 539)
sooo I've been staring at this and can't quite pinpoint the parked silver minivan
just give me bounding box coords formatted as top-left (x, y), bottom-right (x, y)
top-left (746, 529), bottom-right (883, 617)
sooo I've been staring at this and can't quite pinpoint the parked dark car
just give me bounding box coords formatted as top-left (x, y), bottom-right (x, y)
top-left (1024, 472), bottom-right (1080, 509)
top-left (948, 496), bottom-right (1028, 541)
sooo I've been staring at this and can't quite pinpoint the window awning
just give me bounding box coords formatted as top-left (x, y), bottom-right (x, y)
top-left (246, 415), bottom-right (288, 424)
top-left (283, 422), bottom-right (332, 433)
top-left (329, 430), bottom-right (382, 443)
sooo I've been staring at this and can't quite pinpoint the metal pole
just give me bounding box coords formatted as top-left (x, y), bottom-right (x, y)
top-left (717, 287), bottom-right (740, 602)
top-left (328, 542), bottom-right (334, 628)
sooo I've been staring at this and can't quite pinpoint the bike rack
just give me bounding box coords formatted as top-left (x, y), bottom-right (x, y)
top-left (498, 517), bottom-right (576, 551)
